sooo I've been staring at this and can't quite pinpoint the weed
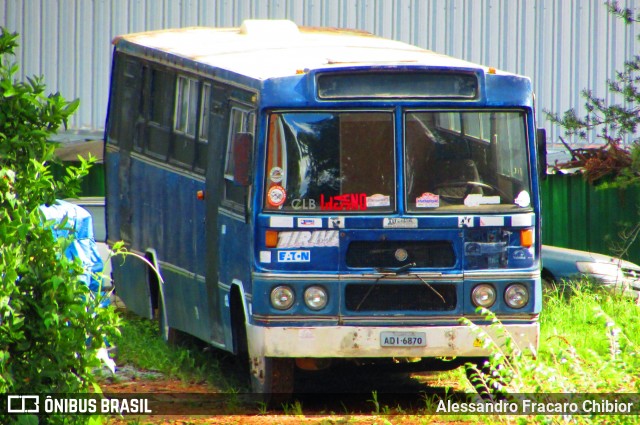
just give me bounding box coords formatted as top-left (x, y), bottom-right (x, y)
top-left (113, 313), bottom-right (247, 392)
top-left (368, 390), bottom-right (380, 414)
top-left (281, 399), bottom-right (304, 415)
top-left (256, 401), bottom-right (268, 415)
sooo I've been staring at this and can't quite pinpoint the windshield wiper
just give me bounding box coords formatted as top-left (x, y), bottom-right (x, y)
top-left (355, 262), bottom-right (447, 311)
top-left (412, 273), bottom-right (446, 304)
top-left (374, 262), bottom-right (417, 275)
top-left (354, 264), bottom-right (416, 311)
top-left (379, 263), bottom-right (446, 303)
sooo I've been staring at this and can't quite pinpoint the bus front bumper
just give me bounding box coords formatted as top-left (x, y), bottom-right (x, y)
top-left (247, 322), bottom-right (539, 358)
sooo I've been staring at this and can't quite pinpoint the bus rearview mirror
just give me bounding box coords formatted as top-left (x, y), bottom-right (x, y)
top-left (233, 132), bottom-right (253, 186)
top-left (536, 128), bottom-right (547, 180)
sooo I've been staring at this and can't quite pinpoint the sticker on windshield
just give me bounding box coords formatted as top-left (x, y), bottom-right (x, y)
top-left (267, 185), bottom-right (287, 207)
top-left (464, 194), bottom-right (500, 207)
top-left (320, 193), bottom-right (367, 211)
top-left (416, 192), bottom-right (440, 208)
top-left (514, 191), bottom-right (531, 208)
top-left (269, 166), bottom-right (284, 183)
top-left (366, 194), bottom-right (390, 207)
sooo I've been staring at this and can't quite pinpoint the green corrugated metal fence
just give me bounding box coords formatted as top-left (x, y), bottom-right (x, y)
top-left (541, 174), bottom-right (640, 264)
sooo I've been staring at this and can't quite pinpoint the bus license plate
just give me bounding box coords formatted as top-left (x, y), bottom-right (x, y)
top-left (380, 332), bottom-right (426, 347)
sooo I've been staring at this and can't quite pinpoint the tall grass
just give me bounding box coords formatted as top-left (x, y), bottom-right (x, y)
top-left (542, 281), bottom-right (640, 354)
top-left (463, 279), bottom-right (640, 423)
top-left (112, 312), bottom-right (247, 392)
top-left (539, 280), bottom-right (640, 392)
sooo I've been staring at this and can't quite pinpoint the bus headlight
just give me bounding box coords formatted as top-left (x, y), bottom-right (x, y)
top-left (505, 284), bottom-right (529, 309)
top-left (304, 286), bottom-right (328, 310)
top-left (270, 285), bottom-right (295, 310)
top-left (471, 284), bottom-right (496, 308)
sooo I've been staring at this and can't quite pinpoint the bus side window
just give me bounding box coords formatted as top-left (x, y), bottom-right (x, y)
top-left (108, 54), bottom-right (142, 150)
top-left (223, 107), bottom-right (255, 209)
top-left (195, 83), bottom-right (211, 173)
top-left (146, 68), bottom-right (175, 159)
top-left (133, 66), bottom-right (150, 152)
top-left (170, 75), bottom-right (198, 168)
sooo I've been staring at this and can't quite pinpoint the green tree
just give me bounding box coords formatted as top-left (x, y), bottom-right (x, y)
top-left (546, 1), bottom-right (640, 188)
top-left (0, 28), bottom-right (119, 423)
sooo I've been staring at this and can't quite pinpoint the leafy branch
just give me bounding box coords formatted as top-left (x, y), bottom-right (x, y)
top-left (545, 2), bottom-right (640, 188)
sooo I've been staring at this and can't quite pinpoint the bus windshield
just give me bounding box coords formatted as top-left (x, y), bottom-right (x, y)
top-left (264, 111), bottom-right (395, 213)
top-left (405, 110), bottom-right (531, 212)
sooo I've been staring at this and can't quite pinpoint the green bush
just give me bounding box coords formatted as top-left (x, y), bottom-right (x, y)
top-left (0, 28), bottom-right (120, 424)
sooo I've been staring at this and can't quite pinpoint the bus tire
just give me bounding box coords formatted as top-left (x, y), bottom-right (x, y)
top-left (250, 355), bottom-right (295, 405)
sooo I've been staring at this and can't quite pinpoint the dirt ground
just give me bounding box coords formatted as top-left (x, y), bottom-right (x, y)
top-left (100, 363), bottom-right (469, 425)
top-left (99, 298), bottom-right (470, 424)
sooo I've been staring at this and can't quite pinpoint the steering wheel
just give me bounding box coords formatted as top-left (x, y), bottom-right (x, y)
top-left (435, 181), bottom-right (509, 203)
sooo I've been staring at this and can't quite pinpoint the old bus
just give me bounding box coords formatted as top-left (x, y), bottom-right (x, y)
top-left (105, 20), bottom-right (545, 396)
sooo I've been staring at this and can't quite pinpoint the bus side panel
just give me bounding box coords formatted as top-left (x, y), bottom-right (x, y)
top-left (105, 150), bottom-right (121, 242)
top-left (161, 267), bottom-right (213, 342)
top-left (113, 255), bottom-right (153, 319)
top-left (127, 157), bottom-right (217, 342)
top-left (128, 159), bottom-right (205, 275)
top-left (104, 49), bottom-right (149, 318)
top-left (106, 150), bottom-right (155, 318)
top-left (217, 212), bottom-right (252, 341)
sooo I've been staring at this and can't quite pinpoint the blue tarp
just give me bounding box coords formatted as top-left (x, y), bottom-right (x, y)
top-left (39, 199), bottom-right (105, 294)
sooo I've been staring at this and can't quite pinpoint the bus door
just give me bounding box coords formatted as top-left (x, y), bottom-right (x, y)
top-left (203, 83), bottom-right (230, 345)
top-left (216, 102), bottom-right (256, 348)
top-left (204, 83), bottom-right (256, 346)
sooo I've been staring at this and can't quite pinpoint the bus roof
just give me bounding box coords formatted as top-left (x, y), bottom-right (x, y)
top-left (114, 20), bottom-right (512, 81)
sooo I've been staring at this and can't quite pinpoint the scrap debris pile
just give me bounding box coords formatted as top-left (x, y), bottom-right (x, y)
top-left (553, 137), bottom-right (633, 184)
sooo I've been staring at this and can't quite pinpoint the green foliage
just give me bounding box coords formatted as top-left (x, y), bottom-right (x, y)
top-left (0, 28), bottom-right (120, 424)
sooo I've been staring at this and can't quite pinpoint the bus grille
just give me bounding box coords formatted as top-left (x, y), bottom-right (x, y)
top-left (346, 240), bottom-right (455, 268)
top-left (345, 283), bottom-right (457, 312)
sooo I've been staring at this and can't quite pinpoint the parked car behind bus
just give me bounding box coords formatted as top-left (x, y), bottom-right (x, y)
top-left (542, 244), bottom-right (640, 298)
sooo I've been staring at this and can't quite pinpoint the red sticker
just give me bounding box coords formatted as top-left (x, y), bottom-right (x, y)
top-left (320, 193), bottom-right (367, 211)
top-left (267, 185), bottom-right (287, 207)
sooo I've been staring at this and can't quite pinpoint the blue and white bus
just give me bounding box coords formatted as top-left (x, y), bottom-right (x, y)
top-left (105, 20), bottom-right (546, 396)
